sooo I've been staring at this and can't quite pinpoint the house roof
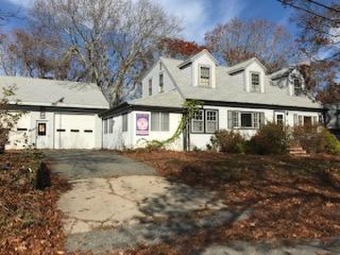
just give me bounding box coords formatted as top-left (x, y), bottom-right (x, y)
top-left (226, 57), bottom-right (268, 74)
top-left (0, 76), bottom-right (109, 109)
top-left (128, 89), bottom-right (184, 108)
top-left (178, 49), bottom-right (219, 69)
top-left (161, 57), bottom-right (322, 110)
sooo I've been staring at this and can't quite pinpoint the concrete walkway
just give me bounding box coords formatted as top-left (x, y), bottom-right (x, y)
top-left (47, 150), bottom-right (340, 255)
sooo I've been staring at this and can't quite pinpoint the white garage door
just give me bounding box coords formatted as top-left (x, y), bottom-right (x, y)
top-left (54, 113), bottom-right (96, 149)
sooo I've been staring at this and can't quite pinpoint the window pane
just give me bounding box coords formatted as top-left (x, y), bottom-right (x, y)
top-left (109, 118), bottom-right (114, 133)
top-left (232, 111), bottom-right (239, 128)
top-left (159, 74), bottom-right (164, 93)
top-left (161, 113), bottom-right (169, 131)
top-left (241, 113), bottom-right (252, 127)
top-left (294, 79), bottom-right (302, 96)
top-left (148, 79), bottom-right (152, 96)
top-left (206, 110), bottom-right (218, 133)
top-left (104, 119), bottom-right (108, 134)
top-left (251, 73), bottom-right (260, 92)
top-left (151, 112), bottom-right (160, 131)
top-left (192, 110), bottom-right (204, 132)
top-left (122, 114), bottom-right (128, 132)
top-left (200, 67), bottom-right (210, 86)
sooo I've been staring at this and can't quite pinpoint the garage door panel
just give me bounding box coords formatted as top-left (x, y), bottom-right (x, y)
top-left (54, 113), bottom-right (96, 149)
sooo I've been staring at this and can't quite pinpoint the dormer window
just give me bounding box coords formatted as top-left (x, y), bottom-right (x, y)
top-left (159, 73), bottom-right (164, 93)
top-left (294, 78), bottom-right (302, 96)
top-left (199, 66), bottom-right (210, 86)
top-left (251, 73), bottom-right (260, 92)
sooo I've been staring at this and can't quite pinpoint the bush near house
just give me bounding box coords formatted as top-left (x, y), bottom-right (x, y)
top-left (248, 122), bottom-right (289, 155)
top-left (293, 125), bottom-right (340, 155)
top-left (210, 129), bottom-right (245, 153)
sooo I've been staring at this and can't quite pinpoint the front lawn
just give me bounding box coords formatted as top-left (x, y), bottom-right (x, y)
top-left (122, 150), bottom-right (340, 254)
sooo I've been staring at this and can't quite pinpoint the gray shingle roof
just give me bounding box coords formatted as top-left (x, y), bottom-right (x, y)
top-left (161, 57), bottom-right (322, 109)
top-left (129, 89), bottom-right (184, 108)
top-left (0, 76), bottom-right (109, 109)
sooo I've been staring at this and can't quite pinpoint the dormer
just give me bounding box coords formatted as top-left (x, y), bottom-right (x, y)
top-left (227, 57), bottom-right (267, 93)
top-left (271, 67), bottom-right (305, 97)
top-left (288, 68), bottom-right (305, 96)
top-left (178, 49), bottom-right (218, 88)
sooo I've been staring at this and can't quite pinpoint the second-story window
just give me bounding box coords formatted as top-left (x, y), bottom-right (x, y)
top-left (199, 66), bottom-right (210, 86)
top-left (159, 73), bottom-right (164, 93)
top-left (148, 79), bottom-right (152, 96)
top-left (294, 78), bottom-right (302, 96)
top-left (251, 73), bottom-right (260, 92)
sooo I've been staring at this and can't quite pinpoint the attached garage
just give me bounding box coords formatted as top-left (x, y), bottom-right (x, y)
top-left (1, 76), bottom-right (109, 150)
top-left (54, 113), bottom-right (97, 149)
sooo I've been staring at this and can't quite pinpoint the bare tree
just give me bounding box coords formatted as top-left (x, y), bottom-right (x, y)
top-left (28, 0), bottom-right (180, 106)
top-left (279, 0), bottom-right (339, 104)
top-left (204, 18), bottom-right (296, 72)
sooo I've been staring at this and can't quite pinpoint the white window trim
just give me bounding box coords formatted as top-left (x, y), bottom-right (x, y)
top-left (198, 65), bottom-right (211, 87)
top-left (250, 72), bottom-right (261, 93)
top-left (191, 109), bottom-right (218, 133)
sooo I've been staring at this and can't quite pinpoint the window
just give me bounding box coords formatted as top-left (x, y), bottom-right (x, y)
top-left (191, 109), bottom-right (218, 133)
top-left (192, 110), bottom-right (204, 133)
top-left (151, 112), bottom-right (169, 131)
top-left (275, 114), bottom-right (284, 126)
top-left (205, 110), bottom-right (218, 133)
top-left (294, 79), bottom-right (302, 96)
top-left (159, 62), bottom-right (163, 70)
top-left (103, 119), bottom-right (108, 134)
top-left (294, 114), bottom-right (318, 126)
top-left (228, 111), bottom-right (265, 129)
top-left (122, 114), bottom-right (128, 132)
top-left (159, 74), bottom-right (164, 93)
top-left (148, 79), bottom-right (152, 96)
top-left (199, 66), bottom-right (210, 86)
top-left (37, 123), bottom-right (46, 136)
top-left (109, 118), bottom-right (114, 133)
top-left (251, 73), bottom-right (260, 92)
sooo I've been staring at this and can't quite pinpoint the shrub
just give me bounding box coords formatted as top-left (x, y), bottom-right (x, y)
top-left (248, 122), bottom-right (289, 155)
top-left (292, 125), bottom-right (319, 153)
top-left (210, 129), bottom-right (245, 153)
top-left (292, 125), bottom-right (340, 154)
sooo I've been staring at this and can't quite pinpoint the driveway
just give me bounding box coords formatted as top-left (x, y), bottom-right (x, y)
top-left (44, 150), bottom-right (156, 179)
top-left (47, 150), bottom-right (340, 255)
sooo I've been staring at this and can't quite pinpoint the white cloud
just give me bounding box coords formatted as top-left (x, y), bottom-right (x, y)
top-left (154, 0), bottom-right (245, 43)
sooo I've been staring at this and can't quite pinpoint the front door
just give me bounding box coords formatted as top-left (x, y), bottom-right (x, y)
top-left (274, 112), bottom-right (285, 126)
top-left (36, 121), bottom-right (49, 148)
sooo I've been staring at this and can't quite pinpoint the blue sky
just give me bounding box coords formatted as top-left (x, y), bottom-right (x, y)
top-left (0, 0), bottom-right (296, 43)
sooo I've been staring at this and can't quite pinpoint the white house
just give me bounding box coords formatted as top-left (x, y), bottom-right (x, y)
top-left (0, 76), bottom-right (109, 149)
top-left (101, 49), bottom-right (323, 151)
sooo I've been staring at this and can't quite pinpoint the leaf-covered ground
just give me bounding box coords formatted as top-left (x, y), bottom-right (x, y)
top-left (0, 151), bottom-right (70, 255)
top-left (1, 150), bottom-right (339, 255)
top-left (121, 150), bottom-right (340, 254)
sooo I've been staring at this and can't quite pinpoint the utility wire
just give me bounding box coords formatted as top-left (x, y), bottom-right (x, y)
top-left (277, 0), bottom-right (337, 22)
top-left (305, 0), bottom-right (340, 13)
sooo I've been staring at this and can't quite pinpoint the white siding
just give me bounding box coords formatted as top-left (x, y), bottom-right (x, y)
top-left (6, 110), bottom-right (102, 150)
top-left (192, 53), bottom-right (216, 88)
top-left (142, 60), bottom-right (176, 97)
top-left (244, 62), bottom-right (266, 93)
top-left (103, 111), bottom-right (183, 150)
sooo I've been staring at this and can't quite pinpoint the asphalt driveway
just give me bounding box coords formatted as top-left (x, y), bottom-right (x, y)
top-left (44, 150), bottom-right (156, 180)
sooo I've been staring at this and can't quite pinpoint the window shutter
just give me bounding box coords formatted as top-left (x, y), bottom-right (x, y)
top-left (227, 111), bottom-right (233, 129)
top-left (312, 116), bottom-right (317, 125)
